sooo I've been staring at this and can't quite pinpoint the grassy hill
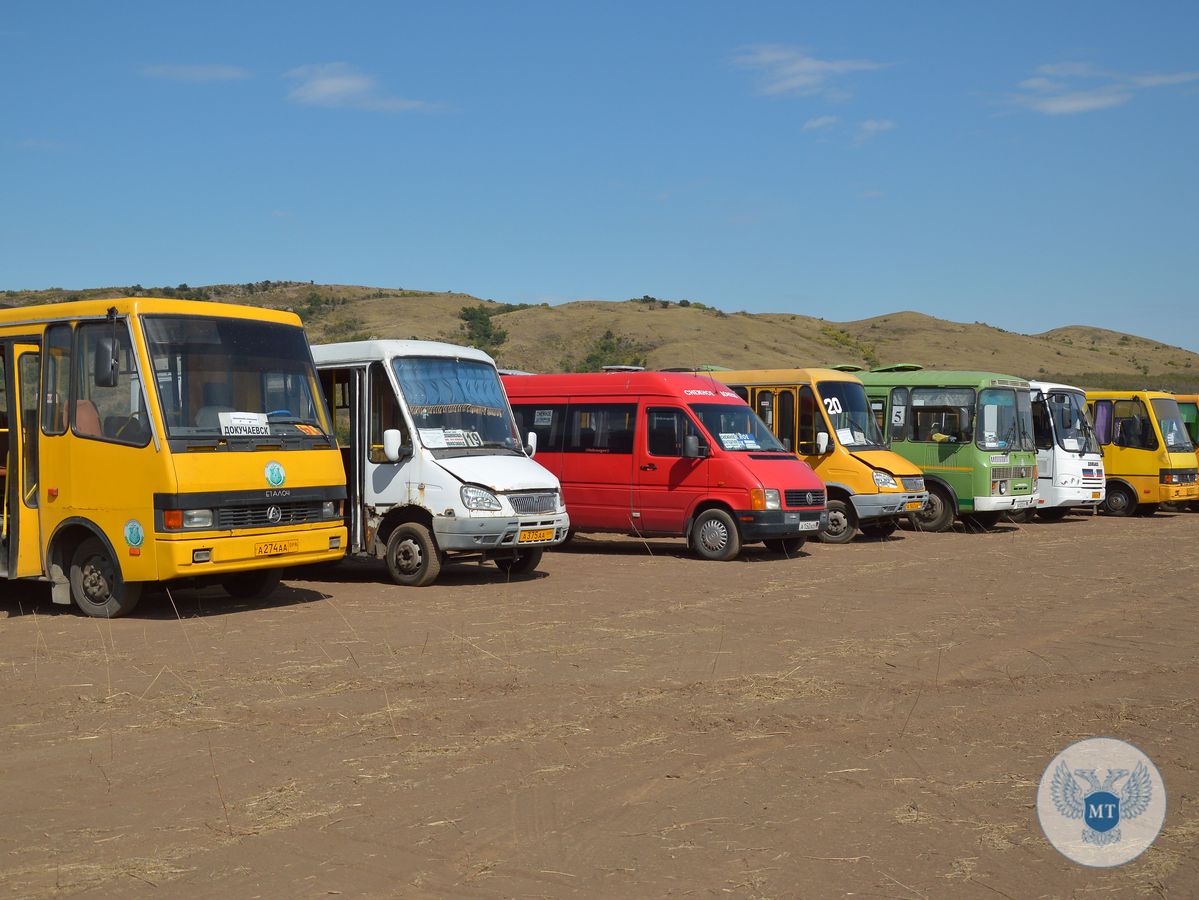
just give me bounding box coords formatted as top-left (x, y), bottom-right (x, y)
top-left (4, 281), bottom-right (1197, 391)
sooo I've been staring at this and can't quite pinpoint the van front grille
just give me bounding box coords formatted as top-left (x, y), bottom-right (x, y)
top-left (507, 492), bottom-right (559, 514)
top-left (991, 466), bottom-right (1033, 480)
top-left (784, 489), bottom-right (825, 508)
top-left (216, 502), bottom-right (325, 529)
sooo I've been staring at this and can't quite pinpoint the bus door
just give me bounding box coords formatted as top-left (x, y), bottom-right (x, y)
top-left (318, 366), bottom-right (366, 552)
top-left (5, 344), bottom-right (43, 578)
top-left (750, 387), bottom-right (797, 452)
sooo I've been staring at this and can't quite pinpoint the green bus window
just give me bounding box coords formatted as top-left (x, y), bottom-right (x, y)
top-left (910, 387), bottom-right (974, 443)
top-left (41, 325), bottom-right (72, 436)
top-left (889, 387), bottom-right (909, 441)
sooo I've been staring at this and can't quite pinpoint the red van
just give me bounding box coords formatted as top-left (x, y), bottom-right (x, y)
top-left (503, 372), bottom-right (828, 560)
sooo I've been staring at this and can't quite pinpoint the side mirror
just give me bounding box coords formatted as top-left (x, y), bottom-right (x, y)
top-left (816, 432), bottom-right (831, 454)
top-left (525, 431), bottom-right (538, 457)
top-left (683, 434), bottom-right (700, 458)
top-left (782, 437), bottom-right (792, 452)
top-left (383, 429), bottom-right (404, 462)
top-left (94, 335), bottom-right (119, 388)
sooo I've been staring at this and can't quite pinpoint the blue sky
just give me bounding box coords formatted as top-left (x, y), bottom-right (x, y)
top-left (3, 2), bottom-right (1197, 348)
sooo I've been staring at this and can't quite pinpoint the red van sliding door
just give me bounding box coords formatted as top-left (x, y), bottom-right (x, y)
top-left (636, 405), bottom-right (710, 534)
top-left (560, 402), bottom-right (637, 531)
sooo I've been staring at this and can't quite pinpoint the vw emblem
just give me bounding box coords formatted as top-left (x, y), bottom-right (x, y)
top-left (806, 491), bottom-right (814, 505)
top-left (266, 505), bottom-right (282, 524)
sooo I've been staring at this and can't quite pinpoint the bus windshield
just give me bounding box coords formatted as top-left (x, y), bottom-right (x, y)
top-left (1046, 391), bottom-right (1100, 454)
top-left (976, 388), bottom-right (1035, 452)
top-left (689, 403), bottom-right (786, 452)
top-left (1151, 398), bottom-right (1195, 453)
top-left (392, 356), bottom-right (521, 456)
top-left (143, 316), bottom-right (331, 445)
top-left (818, 381), bottom-right (885, 449)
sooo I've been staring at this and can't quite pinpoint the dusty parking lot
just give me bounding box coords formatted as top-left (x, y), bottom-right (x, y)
top-left (1, 512), bottom-right (1197, 898)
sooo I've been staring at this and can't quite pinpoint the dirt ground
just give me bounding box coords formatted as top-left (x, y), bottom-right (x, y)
top-left (1, 511), bottom-right (1197, 898)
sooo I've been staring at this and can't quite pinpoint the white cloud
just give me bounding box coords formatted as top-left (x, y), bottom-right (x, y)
top-left (1010, 62), bottom-right (1199, 115)
top-left (855, 119), bottom-right (897, 144)
top-left (803, 115), bottom-right (839, 131)
top-left (732, 44), bottom-right (884, 99)
top-left (284, 62), bottom-right (427, 112)
top-left (141, 64), bottom-right (249, 82)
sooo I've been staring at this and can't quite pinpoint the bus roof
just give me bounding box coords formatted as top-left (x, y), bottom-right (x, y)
top-left (856, 369), bottom-right (1030, 389)
top-left (1029, 379), bottom-right (1086, 395)
top-left (1085, 389), bottom-right (1185, 402)
top-left (313, 339), bottom-right (497, 367)
top-left (710, 367), bottom-right (865, 386)
top-left (502, 371), bottom-right (745, 401)
top-left (0, 296), bottom-right (302, 328)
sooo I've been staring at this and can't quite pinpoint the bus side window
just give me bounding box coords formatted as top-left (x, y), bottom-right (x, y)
top-left (512, 403), bottom-right (565, 452)
top-left (730, 386), bottom-right (748, 402)
top-left (368, 363), bottom-right (407, 463)
top-left (756, 390), bottom-right (775, 429)
top-left (1031, 397), bottom-right (1053, 451)
top-left (1091, 400), bottom-right (1112, 444)
top-left (1113, 399), bottom-right (1156, 450)
top-left (777, 391), bottom-right (796, 449)
top-left (797, 386), bottom-right (818, 454)
top-left (41, 325), bottom-right (72, 436)
top-left (889, 388), bottom-right (909, 442)
top-left (870, 399), bottom-right (885, 436)
top-left (74, 322), bottom-right (150, 445)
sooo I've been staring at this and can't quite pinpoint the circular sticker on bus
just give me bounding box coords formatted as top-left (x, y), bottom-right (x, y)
top-left (264, 461), bottom-right (286, 488)
top-left (124, 520), bottom-right (145, 548)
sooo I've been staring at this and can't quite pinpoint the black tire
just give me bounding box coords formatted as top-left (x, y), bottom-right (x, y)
top-left (69, 536), bottom-right (143, 618)
top-left (1189, 501), bottom-right (1199, 513)
top-left (385, 522), bottom-right (442, 586)
top-left (817, 499), bottom-right (857, 544)
top-left (494, 548), bottom-right (544, 576)
top-left (963, 511), bottom-right (1001, 531)
top-left (763, 537), bottom-right (806, 555)
top-left (911, 484), bottom-right (955, 532)
top-left (859, 517), bottom-right (899, 538)
top-left (1134, 503), bottom-right (1160, 517)
top-left (221, 568), bottom-right (282, 600)
top-left (1036, 507), bottom-right (1070, 522)
top-left (1101, 482), bottom-right (1138, 517)
top-left (690, 509), bottom-right (741, 561)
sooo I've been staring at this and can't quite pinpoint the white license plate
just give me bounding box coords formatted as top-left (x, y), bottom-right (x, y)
top-left (799, 521), bottom-right (820, 531)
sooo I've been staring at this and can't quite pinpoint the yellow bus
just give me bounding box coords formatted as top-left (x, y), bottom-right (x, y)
top-left (713, 368), bottom-right (929, 542)
top-left (0, 298), bottom-right (347, 616)
top-left (1085, 390), bottom-right (1198, 515)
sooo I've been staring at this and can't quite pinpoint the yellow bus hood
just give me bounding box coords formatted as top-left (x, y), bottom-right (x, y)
top-left (849, 448), bottom-right (924, 478)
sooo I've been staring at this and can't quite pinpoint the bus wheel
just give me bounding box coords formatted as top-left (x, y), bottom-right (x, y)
top-left (1134, 503), bottom-right (1159, 517)
top-left (911, 485), bottom-right (955, 532)
top-left (495, 548), bottom-right (544, 576)
top-left (1190, 501), bottom-right (1199, 513)
top-left (69, 537), bottom-right (143, 618)
top-left (222, 569), bottom-right (282, 600)
top-left (690, 509), bottom-right (741, 561)
top-left (385, 523), bottom-right (442, 587)
top-left (763, 537), bottom-right (806, 555)
top-left (1036, 507), bottom-right (1070, 522)
top-left (817, 500), bottom-right (857, 544)
top-left (859, 518), bottom-right (899, 539)
top-left (1101, 483), bottom-right (1137, 517)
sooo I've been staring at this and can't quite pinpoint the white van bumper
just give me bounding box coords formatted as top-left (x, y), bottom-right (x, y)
top-left (433, 512), bottom-right (570, 552)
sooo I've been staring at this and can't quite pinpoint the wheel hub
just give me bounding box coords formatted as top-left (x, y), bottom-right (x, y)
top-left (394, 539), bottom-right (422, 573)
top-left (699, 520), bottom-right (728, 552)
top-left (82, 557), bottom-right (112, 602)
top-left (825, 510), bottom-right (848, 536)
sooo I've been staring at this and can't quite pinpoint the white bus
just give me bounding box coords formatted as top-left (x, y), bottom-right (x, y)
top-left (1028, 380), bottom-right (1105, 520)
top-left (313, 341), bottom-right (569, 585)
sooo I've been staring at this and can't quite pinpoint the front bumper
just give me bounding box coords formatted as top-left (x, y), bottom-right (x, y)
top-left (1037, 484), bottom-right (1105, 509)
top-left (850, 491), bottom-right (928, 520)
top-left (974, 493), bottom-right (1037, 512)
top-left (733, 508), bottom-right (827, 541)
top-left (1163, 483), bottom-right (1199, 502)
top-left (155, 524), bottom-right (347, 580)
top-left (433, 511), bottom-right (570, 552)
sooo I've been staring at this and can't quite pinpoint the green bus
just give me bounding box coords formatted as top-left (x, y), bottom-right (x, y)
top-left (847, 364), bottom-right (1038, 531)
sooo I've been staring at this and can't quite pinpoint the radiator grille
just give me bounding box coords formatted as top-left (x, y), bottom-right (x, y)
top-left (216, 502), bottom-right (324, 529)
top-left (784, 489), bottom-right (825, 508)
top-left (507, 492), bottom-right (559, 514)
top-left (990, 466), bottom-right (1033, 480)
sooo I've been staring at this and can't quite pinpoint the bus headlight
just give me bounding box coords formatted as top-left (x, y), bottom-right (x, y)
top-left (872, 470), bottom-right (898, 489)
top-left (461, 484), bottom-right (502, 511)
top-left (322, 501), bottom-right (337, 518)
top-left (182, 509), bottom-right (213, 528)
